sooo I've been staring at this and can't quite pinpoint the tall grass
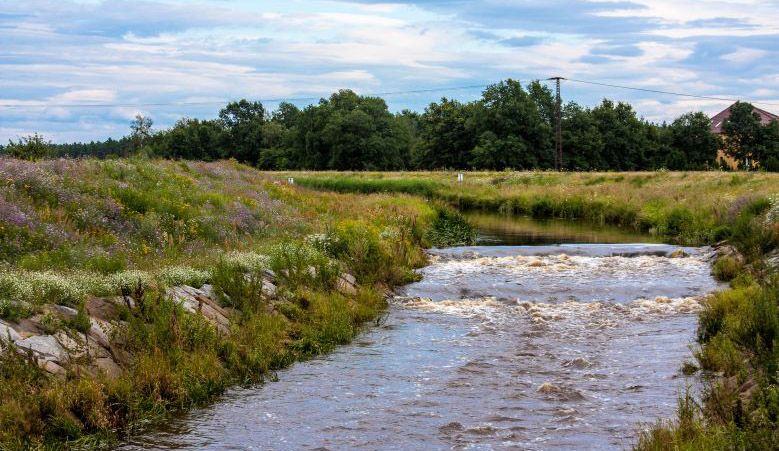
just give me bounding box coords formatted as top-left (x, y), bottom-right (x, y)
top-left (283, 171), bottom-right (779, 246)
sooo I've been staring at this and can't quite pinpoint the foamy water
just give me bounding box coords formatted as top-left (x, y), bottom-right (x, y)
top-left (120, 244), bottom-right (721, 451)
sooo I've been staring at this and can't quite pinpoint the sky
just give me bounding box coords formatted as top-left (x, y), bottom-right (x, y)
top-left (1, 0), bottom-right (778, 143)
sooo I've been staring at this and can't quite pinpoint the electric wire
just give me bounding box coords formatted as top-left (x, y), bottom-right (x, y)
top-left (1, 77), bottom-right (777, 109)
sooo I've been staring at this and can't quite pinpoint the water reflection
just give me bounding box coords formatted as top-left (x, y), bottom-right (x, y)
top-left (465, 212), bottom-right (660, 246)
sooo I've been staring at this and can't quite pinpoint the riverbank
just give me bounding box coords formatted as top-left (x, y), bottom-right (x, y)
top-left (635, 197), bottom-right (779, 450)
top-left (285, 171), bottom-right (779, 245)
top-left (0, 158), bottom-right (474, 449)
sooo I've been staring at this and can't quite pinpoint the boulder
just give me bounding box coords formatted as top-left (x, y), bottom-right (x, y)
top-left (0, 320), bottom-right (22, 343)
top-left (336, 275), bottom-right (357, 296)
top-left (15, 335), bottom-right (68, 363)
top-left (167, 285), bottom-right (231, 335)
top-left (95, 357), bottom-right (123, 379)
top-left (88, 318), bottom-right (113, 350)
top-left (42, 360), bottom-right (66, 375)
top-left (51, 305), bottom-right (79, 320)
top-left (262, 280), bottom-right (277, 297)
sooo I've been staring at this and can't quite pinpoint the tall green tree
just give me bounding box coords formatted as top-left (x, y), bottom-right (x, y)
top-left (561, 102), bottom-right (605, 170)
top-left (219, 100), bottom-right (266, 165)
top-left (591, 100), bottom-right (649, 170)
top-left (412, 98), bottom-right (475, 169)
top-left (721, 102), bottom-right (763, 168)
top-left (667, 112), bottom-right (719, 169)
top-left (468, 79), bottom-right (553, 169)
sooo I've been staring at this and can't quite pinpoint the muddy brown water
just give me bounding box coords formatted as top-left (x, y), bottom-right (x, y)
top-left (119, 216), bottom-right (722, 450)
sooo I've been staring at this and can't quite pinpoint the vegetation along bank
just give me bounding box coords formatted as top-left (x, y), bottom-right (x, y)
top-left (0, 157), bottom-right (474, 449)
top-left (286, 170), bottom-right (779, 246)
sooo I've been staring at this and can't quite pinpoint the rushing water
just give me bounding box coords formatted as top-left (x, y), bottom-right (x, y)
top-left (120, 216), bottom-right (721, 451)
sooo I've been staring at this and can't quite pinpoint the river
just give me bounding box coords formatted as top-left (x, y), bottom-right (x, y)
top-left (119, 214), bottom-right (721, 450)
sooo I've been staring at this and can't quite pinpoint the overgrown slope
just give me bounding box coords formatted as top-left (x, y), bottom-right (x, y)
top-left (0, 157), bottom-right (472, 449)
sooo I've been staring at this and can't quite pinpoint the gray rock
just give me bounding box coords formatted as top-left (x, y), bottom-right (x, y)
top-left (88, 318), bottom-right (113, 350)
top-left (95, 357), bottom-right (123, 379)
top-left (341, 273), bottom-right (357, 286)
top-left (336, 275), bottom-right (357, 296)
top-left (766, 250), bottom-right (779, 270)
top-left (0, 320), bottom-right (22, 343)
top-left (200, 284), bottom-right (216, 299)
top-left (52, 305), bottom-right (79, 320)
top-left (15, 335), bottom-right (68, 362)
top-left (262, 280), bottom-right (277, 297)
top-left (166, 285), bottom-right (231, 335)
top-left (43, 360), bottom-right (66, 375)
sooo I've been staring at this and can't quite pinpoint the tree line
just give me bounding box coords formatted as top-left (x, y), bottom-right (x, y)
top-left (3, 79), bottom-right (779, 171)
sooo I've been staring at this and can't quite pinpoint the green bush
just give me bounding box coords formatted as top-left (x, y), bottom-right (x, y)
top-left (713, 256), bottom-right (742, 282)
top-left (69, 306), bottom-right (92, 334)
top-left (424, 207), bottom-right (476, 247)
top-left (3, 134), bottom-right (51, 161)
top-left (326, 220), bottom-right (387, 283)
top-left (210, 260), bottom-right (265, 312)
top-left (269, 241), bottom-right (339, 290)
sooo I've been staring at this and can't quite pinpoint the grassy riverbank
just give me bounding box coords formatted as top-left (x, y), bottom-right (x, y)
top-left (0, 158), bottom-right (473, 449)
top-left (285, 171), bottom-right (779, 245)
top-left (635, 197), bottom-right (779, 450)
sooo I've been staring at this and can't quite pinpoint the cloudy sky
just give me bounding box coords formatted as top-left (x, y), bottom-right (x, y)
top-left (1, 0), bottom-right (778, 143)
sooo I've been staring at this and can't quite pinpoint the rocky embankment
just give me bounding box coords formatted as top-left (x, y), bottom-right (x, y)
top-left (0, 270), bottom-right (358, 378)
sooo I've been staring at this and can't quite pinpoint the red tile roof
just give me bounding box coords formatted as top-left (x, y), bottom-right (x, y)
top-left (710, 103), bottom-right (779, 134)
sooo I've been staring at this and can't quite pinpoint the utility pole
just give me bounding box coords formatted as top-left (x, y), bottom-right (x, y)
top-left (547, 77), bottom-right (564, 171)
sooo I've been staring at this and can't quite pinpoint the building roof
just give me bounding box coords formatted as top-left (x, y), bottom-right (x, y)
top-left (710, 103), bottom-right (779, 134)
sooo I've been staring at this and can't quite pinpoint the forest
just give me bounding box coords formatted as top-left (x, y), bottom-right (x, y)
top-left (4, 79), bottom-right (779, 171)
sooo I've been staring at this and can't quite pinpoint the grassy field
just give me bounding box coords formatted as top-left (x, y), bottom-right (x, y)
top-left (283, 170), bottom-right (779, 245)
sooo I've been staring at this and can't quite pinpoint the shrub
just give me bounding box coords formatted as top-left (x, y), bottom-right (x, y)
top-left (155, 266), bottom-right (210, 288)
top-left (269, 241), bottom-right (339, 290)
top-left (713, 256), bottom-right (742, 282)
top-left (3, 134), bottom-right (51, 161)
top-left (327, 220), bottom-right (387, 282)
top-left (69, 307), bottom-right (92, 334)
top-left (424, 207), bottom-right (476, 247)
top-left (210, 260), bottom-right (265, 311)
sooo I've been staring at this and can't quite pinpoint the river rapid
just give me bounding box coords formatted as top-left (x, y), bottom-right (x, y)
top-left (119, 216), bottom-right (722, 450)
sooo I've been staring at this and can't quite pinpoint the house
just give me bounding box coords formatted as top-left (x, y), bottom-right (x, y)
top-left (711, 103), bottom-right (779, 169)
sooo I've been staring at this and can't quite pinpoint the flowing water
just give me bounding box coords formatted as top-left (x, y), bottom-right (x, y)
top-left (119, 216), bottom-right (722, 450)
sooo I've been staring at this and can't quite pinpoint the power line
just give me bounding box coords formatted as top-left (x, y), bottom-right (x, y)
top-left (1, 77), bottom-right (777, 110)
top-left (565, 78), bottom-right (779, 108)
top-left (0, 84), bottom-right (492, 110)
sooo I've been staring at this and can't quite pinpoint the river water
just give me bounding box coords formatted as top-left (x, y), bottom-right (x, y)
top-left (119, 215), bottom-right (721, 450)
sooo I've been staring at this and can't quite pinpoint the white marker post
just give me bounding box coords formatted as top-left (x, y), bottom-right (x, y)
top-left (288, 177), bottom-right (294, 185)
top-left (457, 173), bottom-right (464, 182)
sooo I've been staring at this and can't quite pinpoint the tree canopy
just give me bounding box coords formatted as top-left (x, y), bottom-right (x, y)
top-left (22, 79), bottom-right (779, 172)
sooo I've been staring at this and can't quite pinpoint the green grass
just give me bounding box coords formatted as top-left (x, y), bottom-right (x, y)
top-left (280, 170), bottom-right (779, 246)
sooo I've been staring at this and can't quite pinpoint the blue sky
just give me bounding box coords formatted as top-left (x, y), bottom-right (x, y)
top-left (1, 0), bottom-right (778, 143)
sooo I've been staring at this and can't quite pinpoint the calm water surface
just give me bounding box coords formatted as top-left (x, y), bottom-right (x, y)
top-left (119, 215), bottom-right (721, 450)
